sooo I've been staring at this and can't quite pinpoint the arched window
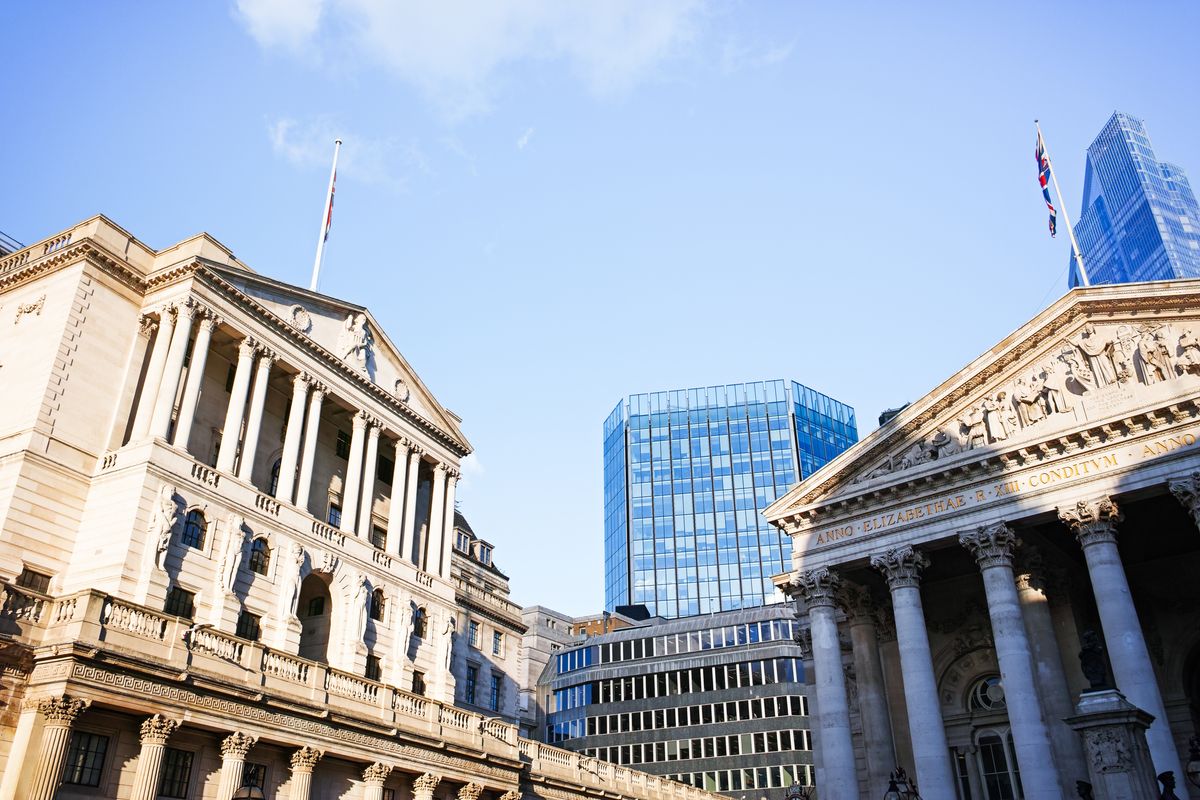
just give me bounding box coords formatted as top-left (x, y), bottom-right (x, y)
top-left (967, 675), bottom-right (1007, 712)
top-left (370, 588), bottom-right (386, 621)
top-left (413, 606), bottom-right (427, 638)
top-left (248, 539), bottom-right (271, 575)
top-left (269, 458), bottom-right (282, 497)
top-left (181, 510), bottom-right (207, 549)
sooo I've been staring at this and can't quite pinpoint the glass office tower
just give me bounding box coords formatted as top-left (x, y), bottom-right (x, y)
top-left (1069, 112), bottom-right (1200, 287)
top-left (603, 379), bottom-right (856, 618)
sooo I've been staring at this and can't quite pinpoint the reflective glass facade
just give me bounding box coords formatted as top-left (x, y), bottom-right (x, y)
top-left (1070, 112), bottom-right (1200, 288)
top-left (603, 379), bottom-right (856, 617)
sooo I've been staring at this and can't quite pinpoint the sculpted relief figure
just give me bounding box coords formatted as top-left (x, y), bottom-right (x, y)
top-left (1013, 377), bottom-right (1046, 427)
top-left (150, 485), bottom-right (181, 572)
top-left (959, 406), bottom-right (987, 450)
top-left (1177, 328), bottom-right (1200, 376)
top-left (982, 392), bottom-right (1010, 442)
top-left (1040, 360), bottom-right (1074, 414)
top-left (1072, 323), bottom-right (1117, 387)
top-left (283, 542), bottom-right (305, 618)
top-left (219, 514), bottom-right (247, 593)
top-left (1137, 327), bottom-right (1175, 384)
top-left (354, 573), bottom-right (370, 635)
top-left (337, 312), bottom-right (373, 374)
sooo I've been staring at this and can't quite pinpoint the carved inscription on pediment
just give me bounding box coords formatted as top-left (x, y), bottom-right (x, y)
top-left (853, 321), bottom-right (1200, 486)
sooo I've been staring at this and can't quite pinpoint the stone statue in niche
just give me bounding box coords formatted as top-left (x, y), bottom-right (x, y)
top-left (1071, 323), bottom-right (1118, 387)
top-left (354, 573), bottom-right (370, 636)
top-left (337, 313), bottom-right (372, 374)
top-left (1136, 326), bottom-right (1175, 384)
top-left (150, 485), bottom-right (181, 572)
top-left (219, 514), bottom-right (247, 593)
top-left (283, 542), bottom-right (305, 618)
top-left (1177, 328), bottom-right (1200, 376)
top-left (441, 614), bottom-right (456, 672)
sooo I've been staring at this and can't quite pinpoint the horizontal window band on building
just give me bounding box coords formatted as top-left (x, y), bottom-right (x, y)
top-left (581, 726), bottom-right (813, 766)
top-left (669, 764), bottom-right (815, 793)
top-left (548, 693), bottom-right (809, 742)
top-left (554, 657), bottom-right (802, 710)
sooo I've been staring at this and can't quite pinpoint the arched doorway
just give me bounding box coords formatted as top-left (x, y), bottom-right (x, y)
top-left (297, 574), bottom-right (333, 663)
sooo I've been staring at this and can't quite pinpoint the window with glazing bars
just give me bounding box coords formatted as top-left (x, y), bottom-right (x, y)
top-left (63, 732), bottom-right (108, 787)
top-left (158, 748), bottom-right (194, 799)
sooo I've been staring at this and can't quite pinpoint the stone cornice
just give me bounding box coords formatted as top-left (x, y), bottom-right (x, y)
top-left (0, 242), bottom-right (146, 295)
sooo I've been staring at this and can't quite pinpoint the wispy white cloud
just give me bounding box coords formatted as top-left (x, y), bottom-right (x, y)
top-left (516, 127), bottom-right (535, 150)
top-left (267, 116), bottom-right (428, 189)
top-left (237, 0), bottom-right (706, 117)
top-left (718, 35), bottom-right (796, 75)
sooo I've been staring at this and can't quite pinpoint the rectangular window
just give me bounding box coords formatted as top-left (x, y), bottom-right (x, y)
top-left (307, 596), bottom-right (325, 617)
top-left (377, 456), bottom-right (394, 485)
top-left (489, 674), bottom-right (501, 711)
top-left (336, 430), bottom-right (351, 459)
top-left (370, 526), bottom-right (387, 550)
top-left (465, 665), bottom-right (478, 704)
top-left (455, 531), bottom-right (472, 552)
top-left (16, 568), bottom-right (52, 594)
top-left (327, 503), bottom-right (342, 527)
top-left (478, 544), bottom-right (492, 565)
top-left (242, 763), bottom-right (267, 789)
top-left (366, 655), bottom-right (382, 681)
top-left (158, 748), bottom-right (194, 799)
top-left (235, 611), bottom-right (261, 641)
top-left (492, 631), bottom-right (503, 656)
top-left (469, 620), bottom-right (481, 648)
top-left (64, 731), bottom-right (108, 787)
top-left (163, 587), bottom-right (195, 619)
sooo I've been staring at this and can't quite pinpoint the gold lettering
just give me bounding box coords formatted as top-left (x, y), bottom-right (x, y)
top-left (976, 489), bottom-right (985, 502)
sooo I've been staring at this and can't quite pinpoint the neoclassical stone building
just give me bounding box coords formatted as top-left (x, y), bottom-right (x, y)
top-left (0, 216), bottom-right (722, 800)
top-left (768, 280), bottom-right (1200, 799)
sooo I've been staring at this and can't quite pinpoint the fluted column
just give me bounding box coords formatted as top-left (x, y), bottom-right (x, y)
top-left (842, 583), bottom-right (896, 797)
top-left (788, 569), bottom-right (856, 800)
top-left (129, 715), bottom-right (179, 800)
top-left (172, 312), bottom-right (217, 451)
top-left (131, 307), bottom-right (176, 440)
top-left (288, 747), bottom-right (323, 800)
top-left (413, 772), bottom-right (441, 800)
top-left (1059, 497), bottom-right (1184, 783)
top-left (27, 695), bottom-right (90, 800)
top-left (386, 438), bottom-right (411, 556)
top-left (959, 524), bottom-right (1061, 800)
top-left (217, 337), bottom-right (257, 473)
top-left (216, 732), bottom-right (257, 800)
top-left (150, 300), bottom-right (198, 439)
top-left (276, 373), bottom-right (310, 501)
top-left (295, 384), bottom-right (326, 512)
top-left (358, 422), bottom-right (382, 539)
top-left (426, 464), bottom-right (448, 571)
top-left (1014, 544), bottom-right (1088, 796)
top-left (341, 411), bottom-right (369, 533)
top-left (237, 348), bottom-right (275, 482)
top-left (439, 469), bottom-right (460, 577)
top-left (401, 446), bottom-right (423, 563)
top-left (362, 762), bottom-right (393, 800)
top-left (871, 545), bottom-right (956, 800)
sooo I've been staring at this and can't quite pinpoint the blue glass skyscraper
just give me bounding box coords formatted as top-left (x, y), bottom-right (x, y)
top-left (603, 379), bottom-right (856, 618)
top-left (1070, 112), bottom-right (1200, 287)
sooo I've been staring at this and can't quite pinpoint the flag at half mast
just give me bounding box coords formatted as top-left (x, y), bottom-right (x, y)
top-left (1036, 130), bottom-right (1057, 237)
top-left (323, 170), bottom-right (336, 242)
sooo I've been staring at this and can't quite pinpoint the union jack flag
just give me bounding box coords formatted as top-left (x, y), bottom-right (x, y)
top-left (1036, 131), bottom-right (1056, 237)
top-left (323, 170), bottom-right (337, 242)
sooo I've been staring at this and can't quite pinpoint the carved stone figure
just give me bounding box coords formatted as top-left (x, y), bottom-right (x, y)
top-left (930, 427), bottom-right (961, 458)
top-left (337, 312), bottom-right (372, 373)
top-left (1078, 629), bottom-right (1110, 691)
top-left (354, 573), bottom-right (370, 635)
top-left (219, 515), bottom-right (246, 593)
top-left (150, 485), bottom-right (180, 572)
top-left (283, 542), bottom-right (305, 618)
top-left (1137, 327), bottom-right (1174, 384)
top-left (442, 614), bottom-right (456, 672)
top-left (1110, 326), bottom-right (1138, 384)
top-left (1176, 328), bottom-right (1200, 375)
top-left (982, 392), bottom-right (1010, 442)
top-left (1040, 359), bottom-right (1074, 414)
top-left (959, 406), bottom-right (987, 450)
top-left (1062, 350), bottom-right (1096, 393)
top-left (1013, 377), bottom-right (1046, 427)
top-left (1072, 323), bottom-right (1117, 386)
top-left (1158, 771), bottom-right (1181, 800)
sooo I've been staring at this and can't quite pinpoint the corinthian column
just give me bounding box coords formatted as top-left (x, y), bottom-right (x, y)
top-left (237, 348), bottom-right (275, 482)
top-left (294, 384), bottom-right (326, 512)
top-left (216, 732), bottom-right (257, 800)
top-left (413, 773), bottom-right (442, 800)
top-left (1169, 471), bottom-right (1200, 529)
top-left (276, 373), bottom-right (311, 502)
top-left (217, 337), bottom-right (257, 473)
top-left (386, 437), bottom-right (411, 556)
top-left (150, 300), bottom-right (198, 439)
top-left (288, 747), bottom-right (323, 800)
top-left (959, 524), bottom-right (1060, 800)
top-left (458, 782), bottom-right (484, 800)
top-left (401, 446), bottom-right (423, 563)
top-left (426, 464), bottom-right (448, 571)
top-left (871, 546), bottom-right (956, 800)
top-left (27, 695), bottom-right (91, 800)
top-left (173, 312), bottom-right (218, 452)
top-left (789, 568), bottom-right (856, 800)
top-left (439, 469), bottom-right (460, 577)
top-left (129, 715), bottom-right (179, 800)
top-left (358, 422), bottom-right (382, 539)
top-left (131, 306), bottom-right (175, 440)
top-left (341, 411), bottom-right (369, 533)
top-left (362, 763), bottom-right (393, 800)
top-left (1059, 497), bottom-right (1184, 783)
top-left (842, 583), bottom-right (896, 797)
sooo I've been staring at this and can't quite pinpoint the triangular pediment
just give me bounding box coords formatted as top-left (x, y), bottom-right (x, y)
top-left (202, 264), bottom-right (469, 450)
top-left (766, 280), bottom-right (1200, 521)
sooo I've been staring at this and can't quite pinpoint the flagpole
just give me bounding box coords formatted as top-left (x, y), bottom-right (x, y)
top-left (309, 138), bottom-right (342, 292)
top-left (1035, 120), bottom-right (1089, 287)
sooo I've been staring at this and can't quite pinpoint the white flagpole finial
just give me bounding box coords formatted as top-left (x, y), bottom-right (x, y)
top-left (309, 139), bottom-right (342, 292)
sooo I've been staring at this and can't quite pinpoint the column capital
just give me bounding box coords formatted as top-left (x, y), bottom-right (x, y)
top-left (394, 435), bottom-right (412, 450)
top-left (293, 372), bottom-right (313, 391)
top-left (254, 345), bottom-right (277, 365)
top-left (367, 421), bottom-right (383, 439)
top-left (220, 731), bottom-right (257, 758)
top-left (870, 545), bottom-right (929, 590)
top-left (1012, 542), bottom-right (1057, 595)
top-left (434, 462), bottom-right (449, 475)
top-left (138, 314), bottom-right (158, 337)
top-left (172, 297), bottom-right (199, 320)
top-left (959, 522), bottom-right (1017, 570)
top-left (352, 410), bottom-right (371, 430)
top-left (410, 444), bottom-right (426, 457)
top-left (499, 791), bottom-right (522, 800)
top-left (1058, 497), bottom-right (1122, 548)
top-left (458, 782), bottom-right (484, 800)
top-left (37, 695), bottom-right (90, 725)
top-left (794, 566), bottom-right (842, 609)
top-left (839, 581), bottom-right (877, 623)
top-left (198, 312), bottom-right (220, 333)
top-left (310, 381), bottom-right (329, 398)
top-left (446, 468), bottom-right (461, 481)
top-left (792, 626), bottom-right (813, 660)
top-left (139, 714), bottom-right (179, 745)
top-left (414, 773), bottom-right (442, 793)
top-left (237, 336), bottom-right (258, 358)
top-left (363, 762), bottom-right (393, 785)
top-left (290, 746), bottom-right (323, 772)
top-left (1168, 470), bottom-right (1200, 527)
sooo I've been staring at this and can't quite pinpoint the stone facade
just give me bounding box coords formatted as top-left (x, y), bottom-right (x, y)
top-left (767, 280), bottom-right (1200, 799)
top-left (0, 216), bottom-right (724, 800)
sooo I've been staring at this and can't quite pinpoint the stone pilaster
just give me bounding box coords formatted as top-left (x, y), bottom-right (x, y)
top-left (215, 732), bottom-right (257, 800)
top-left (27, 695), bottom-right (91, 800)
top-left (1059, 497), bottom-right (1185, 784)
top-left (129, 715), bottom-right (179, 800)
top-left (288, 746), bottom-right (323, 800)
top-left (871, 545), bottom-right (956, 800)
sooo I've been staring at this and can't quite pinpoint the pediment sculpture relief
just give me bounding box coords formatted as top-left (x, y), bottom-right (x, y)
top-left (854, 322), bottom-right (1200, 485)
top-left (337, 312), bottom-right (374, 376)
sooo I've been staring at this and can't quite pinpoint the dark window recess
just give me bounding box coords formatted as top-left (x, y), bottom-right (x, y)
top-left (181, 510), bottom-right (206, 549)
top-left (383, 790), bottom-right (396, 800)
top-left (307, 597), bottom-right (325, 617)
top-left (489, 674), bottom-right (502, 711)
top-left (336, 430), bottom-right (351, 459)
top-left (412, 670), bottom-right (426, 696)
top-left (327, 504), bottom-right (342, 527)
top-left (465, 665), bottom-right (478, 705)
top-left (269, 459), bottom-right (281, 497)
top-left (158, 748), bottom-right (194, 799)
top-left (370, 589), bottom-right (385, 621)
top-left (370, 526), bottom-right (387, 550)
top-left (163, 587), bottom-right (195, 619)
top-left (16, 568), bottom-right (51, 594)
top-left (235, 611), bottom-right (261, 641)
top-left (242, 763), bottom-right (267, 789)
top-left (225, 364), bottom-right (236, 393)
top-left (64, 732), bottom-right (109, 787)
top-left (182, 337), bottom-right (195, 368)
top-left (248, 539), bottom-right (270, 575)
top-left (366, 655), bottom-right (382, 681)
top-left (377, 456), bottom-right (394, 485)
top-left (413, 607), bottom-right (427, 638)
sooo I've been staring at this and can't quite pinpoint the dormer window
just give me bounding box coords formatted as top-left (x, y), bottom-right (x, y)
top-left (477, 544), bottom-right (493, 566)
top-left (455, 531), bottom-right (471, 553)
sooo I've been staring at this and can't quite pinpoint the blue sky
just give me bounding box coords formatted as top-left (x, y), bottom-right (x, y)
top-left (3, 1), bottom-right (1198, 615)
